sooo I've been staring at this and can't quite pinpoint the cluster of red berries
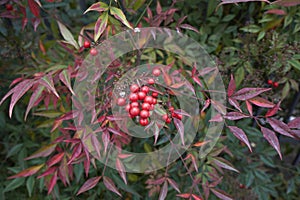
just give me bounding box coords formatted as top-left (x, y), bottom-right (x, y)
top-left (83, 40), bottom-right (98, 56)
top-left (117, 83), bottom-right (159, 126)
top-left (267, 79), bottom-right (279, 88)
top-left (162, 106), bottom-right (182, 124)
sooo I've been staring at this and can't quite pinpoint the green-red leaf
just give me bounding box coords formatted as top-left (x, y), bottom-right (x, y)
top-left (25, 85), bottom-right (44, 120)
top-left (212, 157), bottom-right (239, 173)
top-left (232, 88), bottom-right (271, 101)
top-left (57, 21), bottom-right (79, 49)
top-left (77, 176), bottom-right (102, 195)
top-left (110, 7), bottom-right (133, 29)
top-left (103, 176), bottom-right (122, 197)
top-left (84, 2), bottom-right (108, 14)
top-left (8, 164), bottom-right (44, 179)
top-left (261, 127), bottom-right (282, 159)
top-left (228, 126), bottom-right (252, 152)
top-left (94, 12), bottom-right (108, 42)
top-left (59, 70), bottom-right (74, 95)
top-left (39, 75), bottom-right (59, 98)
top-left (25, 144), bottom-right (57, 160)
top-left (210, 188), bottom-right (233, 200)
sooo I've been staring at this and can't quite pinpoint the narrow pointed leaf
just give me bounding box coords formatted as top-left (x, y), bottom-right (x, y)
top-left (192, 194), bottom-right (203, 200)
top-left (110, 7), bottom-right (133, 29)
top-left (8, 164), bottom-right (44, 179)
top-left (261, 127), bottom-right (282, 159)
top-left (245, 100), bottom-right (253, 116)
top-left (25, 144), bottom-right (56, 160)
top-left (232, 88), bottom-right (271, 100)
top-left (94, 12), bottom-right (108, 42)
top-left (228, 126), bottom-right (252, 152)
top-left (158, 181), bottom-right (168, 200)
top-left (59, 70), bottom-right (74, 95)
top-left (167, 178), bottom-right (180, 193)
top-left (288, 117), bottom-right (300, 129)
top-left (174, 118), bottom-right (185, 146)
top-left (84, 2), bottom-right (108, 14)
top-left (103, 176), bottom-right (122, 197)
top-left (116, 158), bottom-right (127, 184)
top-left (39, 75), bottom-right (59, 98)
top-left (249, 97), bottom-right (275, 108)
top-left (176, 193), bottom-right (191, 198)
top-left (28, 0), bottom-right (40, 17)
top-left (268, 118), bottom-right (294, 138)
top-left (47, 152), bottom-right (64, 167)
top-left (212, 157), bottom-right (239, 172)
top-left (37, 166), bottom-right (57, 179)
top-left (211, 100), bottom-right (226, 115)
top-left (210, 188), bottom-right (233, 200)
top-left (57, 21), bottom-right (79, 49)
top-left (224, 112), bottom-right (249, 120)
top-left (47, 172), bottom-right (57, 194)
top-left (273, 0), bottom-right (300, 7)
top-left (25, 85), bottom-right (44, 120)
top-left (180, 24), bottom-right (199, 33)
top-left (265, 101), bottom-right (281, 117)
top-left (227, 74), bottom-right (236, 97)
top-left (228, 98), bottom-right (242, 112)
top-left (77, 176), bottom-right (101, 195)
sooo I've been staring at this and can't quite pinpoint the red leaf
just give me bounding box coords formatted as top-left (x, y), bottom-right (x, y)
top-left (176, 193), bottom-right (191, 199)
top-left (267, 118), bottom-right (294, 138)
top-left (210, 188), bottom-right (233, 200)
top-left (184, 154), bottom-right (198, 172)
top-left (265, 9), bottom-right (286, 15)
top-left (156, 1), bottom-right (162, 14)
top-left (227, 74), bottom-right (236, 97)
top-left (84, 2), bottom-right (108, 14)
top-left (212, 157), bottom-right (239, 173)
top-left (91, 134), bottom-right (101, 159)
top-left (192, 194), bottom-right (203, 200)
top-left (201, 99), bottom-right (211, 112)
top-left (9, 77), bottom-right (23, 88)
top-left (47, 172), bottom-right (57, 194)
top-left (28, 0), bottom-right (40, 17)
top-left (228, 98), bottom-right (242, 112)
top-left (103, 176), bottom-right (122, 197)
top-left (47, 152), bottom-right (64, 167)
top-left (261, 127), bottom-right (282, 159)
top-left (8, 164), bottom-right (44, 179)
top-left (25, 85), bottom-right (44, 120)
top-left (38, 75), bottom-right (59, 98)
top-left (231, 88), bottom-right (271, 101)
top-left (273, 0), bottom-right (300, 7)
top-left (107, 127), bottom-right (125, 137)
top-left (245, 100), bottom-right (253, 116)
top-left (158, 181), bottom-right (168, 200)
top-left (25, 144), bottom-right (57, 160)
top-left (77, 176), bottom-right (102, 195)
top-left (180, 24), bottom-right (199, 33)
top-left (174, 118), bottom-right (185, 146)
top-left (59, 70), bottom-right (75, 95)
top-left (265, 101), bottom-right (281, 117)
top-left (248, 97), bottom-right (275, 108)
top-left (37, 166), bottom-right (57, 179)
top-left (209, 113), bottom-right (223, 122)
top-left (167, 178), bottom-right (180, 193)
top-left (228, 126), bottom-right (252, 152)
top-left (224, 112), bottom-right (249, 120)
top-left (174, 109), bottom-right (191, 117)
top-left (288, 117), bottom-right (300, 129)
top-left (116, 158), bottom-right (127, 184)
top-left (193, 76), bottom-right (203, 87)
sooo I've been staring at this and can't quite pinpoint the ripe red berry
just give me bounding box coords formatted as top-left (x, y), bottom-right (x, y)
top-left (152, 68), bottom-right (161, 76)
top-left (138, 91), bottom-right (146, 100)
top-left (125, 104), bottom-right (131, 111)
top-left (148, 78), bottom-right (155, 85)
top-left (174, 113), bottom-right (182, 120)
top-left (117, 97), bottom-right (126, 106)
top-left (83, 41), bottom-right (91, 48)
top-left (6, 4), bottom-right (13, 11)
top-left (166, 118), bottom-right (172, 124)
top-left (152, 98), bottom-right (157, 105)
top-left (130, 102), bottom-right (139, 107)
top-left (90, 48), bottom-right (98, 56)
top-left (130, 107), bottom-right (140, 116)
top-left (130, 84), bottom-right (139, 93)
top-left (141, 86), bottom-right (149, 94)
top-left (267, 79), bottom-right (273, 85)
top-left (162, 114), bottom-right (168, 121)
top-left (169, 106), bottom-right (174, 112)
top-left (129, 93), bottom-right (139, 102)
top-left (273, 82), bottom-right (279, 88)
top-left (150, 104), bottom-right (155, 110)
top-left (152, 92), bottom-right (158, 98)
top-left (144, 96), bottom-right (153, 104)
top-left (139, 118), bottom-right (149, 126)
top-left (142, 102), bottom-right (151, 110)
top-left (140, 110), bottom-right (150, 118)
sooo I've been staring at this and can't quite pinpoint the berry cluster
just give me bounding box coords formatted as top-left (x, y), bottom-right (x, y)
top-left (117, 83), bottom-right (158, 126)
top-left (83, 40), bottom-right (98, 56)
top-left (267, 79), bottom-right (279, 88)
top-left (162, 106), bottom-right (182, 124)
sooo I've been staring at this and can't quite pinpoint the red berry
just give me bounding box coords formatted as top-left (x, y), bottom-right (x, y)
top-left (162, 114), bottom-right (168, 121)
top-left (148, 78), bottom-right (155, 85)
top-left (169, 106), bottom-right (174, 112)
top-left (130, 84), bottom-right (139, 93)
top-left (152, 68), bottom-right (161, 76)
top-left (150, 104), bottom-right (155, 110)
top-left (125, 104), bottom-right (131, 111)
top-left (138, 91), bottom-right (146, 100)
top-left (90, 48), bottom-right (98, 56)
top-left (273, 82), bottom-right (279, 88)
top-left (152, 92), bottom-right (158, 98)
top-left (140, 110), bottom-right (150, 118)
top-left (142, 102), bottom-right (151, 110)
top-left (267, 79), bottom-right (273, 85)
top-left (166, 118), bottom-right (172, 124)
top-left (130, 102), bottom-right (139, 107)
top-left (117, 97), bottom-right (126, 106)
top-left (141, 86), bottom-right (149, 94)
top-left (174, 113), bottom-right (182, 120)
top-left (83, 41), bottom-right (91, 48)
top-left (6, 4), bottom-right (13, 11)
top-left (130, 107), bottom-right (140, 116)
top-left (144, 96), bottom-right (153, 104)
top-left (139, 118), bottom-right (149, 126)
top-left (129, 93), bottom-right (139, 102)
top-left (152, 98), bottom-right (157, 105)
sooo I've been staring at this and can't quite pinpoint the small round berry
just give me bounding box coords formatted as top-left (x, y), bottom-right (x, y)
top-left (150, 104), bottom-right (155, 110)
top-left (273, 82), bottom-right (279, 88)
top-left (169, 106), bottom-right (174, 112)
top-left (90, 48), bottom-right (98, 56)
top-left (142, 102), bottom-right (151, 110)
top-left (6, 4), bottom-right (13, 11)
top-left (162, 114), bottom-right (168, 121)
top-left (152, 92), bottom-right (158, 98)
top-left (152, 98), bottom-right (157, 105)
top-left (144, 96), bottom-right (153, 104)
top-left (130, 102), bottom-right (139, 107)
top-left (129, 93), bottom-right (139, 102)
top-left (148, 78), bottom-right (155, 85)
top-left (138, 91), bottom-right (146, 100)
top-left (130, 84), bottom-right (139, 93)
top-left (141, 86), bottom-right (149, 94)
top-left (166, 118), bottom-right (172, 124)
top-left (139, 118), bottom-right (149, 126)
top-left (140, 110), bottom-right (150, 118)
top-left (174, 113), bottom-right (182, 120)
top-left (130, 107), bottom-right (140, 116)
top-left (152, 68), bottom-right (161, 76)
top-left (117, 97), bottom-right (126, 106)
top-left (83, 41), bottom-right (91, 48)
top-left (125, 104), bottom-right (131, 111)
top-left (267, 79), bottom-right (273, 85)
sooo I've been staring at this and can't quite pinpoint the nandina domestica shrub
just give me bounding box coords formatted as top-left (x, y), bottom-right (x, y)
top-left (0, 0), bottom-right (300, 199)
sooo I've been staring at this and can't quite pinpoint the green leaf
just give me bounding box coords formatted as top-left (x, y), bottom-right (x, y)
top-left (110, 7), bottom-right (133, 29)
top-left (240, 24), bottom-right (261, 33)
top-left (288, 59), bottom-right (300, 71)
top-left (4, 178), bottom-right (25, 192)
top-left (234, 67), bottom-right (244, 87)
top-left (57, 21), bottom-right (79, 49)
top-left (26, 176), bottom-right (35, 197)
top-left (6, 144), bottom-right (23, 158)
top-left (257, 31), bottom-right (265, 41)
top-left (281, 82), bottom-right (290, 100)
